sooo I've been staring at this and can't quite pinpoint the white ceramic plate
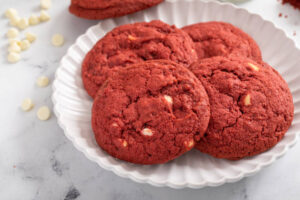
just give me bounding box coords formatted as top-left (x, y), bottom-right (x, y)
top-left (52, 0), bottom-right (300, 189)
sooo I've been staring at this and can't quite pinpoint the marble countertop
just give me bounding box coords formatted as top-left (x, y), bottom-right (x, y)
top-left (1, 0), bottom-right (300, 199)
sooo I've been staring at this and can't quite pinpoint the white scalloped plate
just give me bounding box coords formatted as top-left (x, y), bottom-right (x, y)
top-left (52, 0), bottom-right (300, 189)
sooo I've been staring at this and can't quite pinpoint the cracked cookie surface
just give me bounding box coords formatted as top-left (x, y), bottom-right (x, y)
top-left (182, 22), bottom-right (262, 62)
top-left (69, 0), bottom-right (163, 20)
top-left (82, 20), bottom-right (198, 98)
top-left (92, 60), bottom-right (210, 164)
top-left (190, 56), bottom-right (293, 160)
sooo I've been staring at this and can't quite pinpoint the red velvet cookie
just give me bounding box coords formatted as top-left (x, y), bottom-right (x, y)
top-left (190, 57), bottom-right (293, 160)
top-left (182, 22), bottom-right (262, 62)
top-left (92, 60), bottom-right (210, 164)
top-left (82, 20), bottom-right (198, 98)
top-left (69, 0), bottom-right (164, 20)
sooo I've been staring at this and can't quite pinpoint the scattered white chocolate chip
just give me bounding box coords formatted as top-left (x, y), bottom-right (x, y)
top-left (9, 15), bottom-right (20, 26)
top-left (51, 34), bottom-right (64, 47)
top-left (142, 128), bottom-right (153, 136)
top-left (21, 98), bottom-right (34, 111)
top-left (41, 0), bottom-right (52, 10)
top-left (164, 95), bottom-right (173, 105)
top-left (20, 40), bottom-right (31, 51)
top-left (244, 94), bottom-right (251, 106)
top-left (36, 76), bottom-right (50, 87)
top-left (5, 8), bottom-right (18, 19)
top-left (9, 39), bottom-right (20, 46)
top-left (37, 106), bottom-right (51, 121)
top-left (184, 140), bottom-right (195, 149)
top-left (248, 62), bottom-right (259, 72)
top-left (25, 32), bottom-right (37, 43)
top-left (29, 14), bottom-right (40, 25)
top-left (7, 52), bottom-right (21, 63)
top-left (6, 28), bottom-right (19, 38)
top-left (40, 10), bottom-right (50, 22)
top-left (8, 42), bottom-right (21, 53)
top-left (17, 18), bottom-right (29, 30)
top-left (128, 35), bottom-right (137, 41)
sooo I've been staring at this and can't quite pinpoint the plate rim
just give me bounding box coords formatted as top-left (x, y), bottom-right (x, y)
top-left (52, 0), bottom-right (300, 189)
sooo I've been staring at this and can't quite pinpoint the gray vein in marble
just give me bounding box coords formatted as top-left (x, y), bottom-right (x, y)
top-left (50, 155), bottom-right (69, 177)
top-left (242, 188), bottom-right (248, 200)
top-left (64, 186), bottom-right (80, 200)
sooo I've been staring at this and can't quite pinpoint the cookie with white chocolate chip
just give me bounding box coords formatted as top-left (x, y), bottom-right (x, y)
top-left (182, 22), bottom-right (262, 63)
top-left (81, 20), bottom-right (198, 98)
top-left (189, 56), bottom-right (294, 160)
top-left (69, 0), bottom-right (163, 20)
top-left (92, 60), bottom-right (210, 164)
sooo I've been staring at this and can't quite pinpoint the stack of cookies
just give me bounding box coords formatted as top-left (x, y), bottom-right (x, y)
top-left (82, 20), bottom-right (294, 164)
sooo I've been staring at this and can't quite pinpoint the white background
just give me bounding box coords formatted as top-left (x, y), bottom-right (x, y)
top-left (0, 0), bottom-right (299, 199)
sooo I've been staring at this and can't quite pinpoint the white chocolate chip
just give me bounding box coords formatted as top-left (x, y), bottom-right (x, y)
top-left (6, 28), bottom-right (19, 38)
top-left (142, 128), bottom-right (153, 136)
top-left (8, 42), bottom-right (21, 53)
top-left (29, 14), bottom-right (40, 25)
top-left (244, 94), bottom-right (251, 106)
top-left (164, 95), bottom-right (173, 105)
top-left (51, 34), bottom-right (64, 47)
top-left (41, 0), bottom-right (52, 9)
top-left (122, 140), bottom-right (128, 147)
top-left (36, 76), bottom-right (50, 87)
top-left (5, 8), bottom-right (18, 19)
top-left (20, 40), bottom-right (31, 51)
top-left (248, 63), bottom-right (259, 71)
top-left (7, 52), bottom-right (21, 63)
top-left (17, 18), bottom-right (29, 30)
top-left (112, 123), bottom-right (118, 127)
top-left (25, 32), bottom-right (37, 43)
top-left (37, 106), bottom-right (51, 121)
top-left (9, 39), bottom-right (20, 46)
top-left (118, 139), bottom-right (128, 147)
top-left (128, 35), bottom-right (137, 41)
top-left (184, 140), bottom-right (195, 149)
top-left (21, 98), bottom-right (34, 111)
top-left (9, 15), bottom-right (20, 26)
top-left (40, 10), bottom-right (50, 22)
